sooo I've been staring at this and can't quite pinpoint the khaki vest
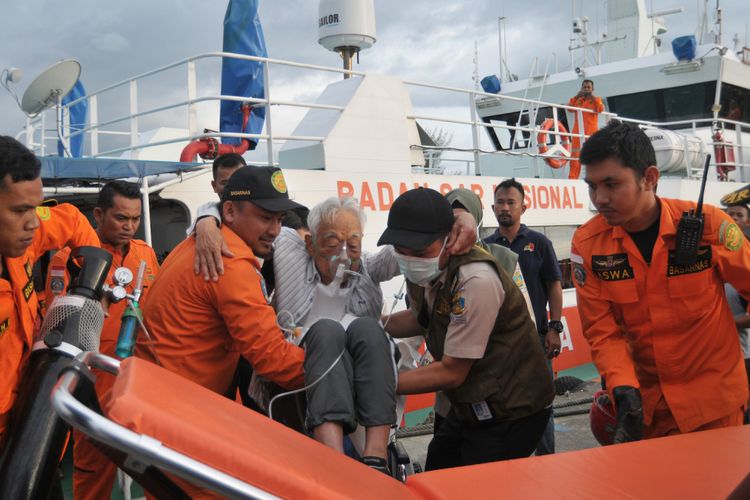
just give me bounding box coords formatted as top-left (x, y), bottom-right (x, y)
top-left (407, 246), bottom-right (553, 423)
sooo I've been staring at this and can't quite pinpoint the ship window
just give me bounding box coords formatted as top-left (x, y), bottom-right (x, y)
top-left (608, 89), bottom-right (660, 121)
top-left (720, 83), bottom-right (750, 125)
top-left (608, 82), bottom-right (716, 124)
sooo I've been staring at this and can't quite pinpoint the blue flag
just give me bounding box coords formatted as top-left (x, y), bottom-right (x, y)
top-left (220, 0), bottom-right (268, 147)
top-left (57, 80), bottom-right (88, 157)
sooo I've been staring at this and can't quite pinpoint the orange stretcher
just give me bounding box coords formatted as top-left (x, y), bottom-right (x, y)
top-left (52, 353), bottom-right (750, 499)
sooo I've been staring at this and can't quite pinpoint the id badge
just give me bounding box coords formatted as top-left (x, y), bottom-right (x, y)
top-left (471, 401), bottom-right (493, 421)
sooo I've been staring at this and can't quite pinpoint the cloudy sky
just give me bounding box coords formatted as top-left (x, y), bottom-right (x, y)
top-left (1, 0), bottom-right (748, 154)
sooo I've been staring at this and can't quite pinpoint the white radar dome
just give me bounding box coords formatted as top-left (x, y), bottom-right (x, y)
top-left (318, 0), bottom-right (376, 52)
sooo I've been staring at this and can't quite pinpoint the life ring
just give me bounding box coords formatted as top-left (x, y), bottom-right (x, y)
top-left (537, 118), bottom-right (571, 169)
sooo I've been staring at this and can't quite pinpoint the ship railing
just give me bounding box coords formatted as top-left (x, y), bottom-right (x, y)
top-left (24, 51), bottom-right (357, 166)
top-left (24, 51), bottom-right (750, 183)
top-left (402, 79), bottom-right (750, 181)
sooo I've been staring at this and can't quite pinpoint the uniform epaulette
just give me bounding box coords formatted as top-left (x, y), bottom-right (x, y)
top-left (572, 214), bottom-right (609, 242)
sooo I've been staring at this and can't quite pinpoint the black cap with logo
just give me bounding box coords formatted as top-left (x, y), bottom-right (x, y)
top-left (377, 187), bottom-right (453, 250)
top-left (222, 166), bottom-right (304, 212)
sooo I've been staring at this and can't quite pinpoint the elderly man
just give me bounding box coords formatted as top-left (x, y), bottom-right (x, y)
top-left (194, 192), bottom-right (478, 472)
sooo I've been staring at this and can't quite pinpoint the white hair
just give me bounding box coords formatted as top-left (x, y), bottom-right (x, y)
top-left (308, 196), bottom-right (366, 241)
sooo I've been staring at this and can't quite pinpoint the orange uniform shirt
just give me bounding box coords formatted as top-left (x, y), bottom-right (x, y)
top-left (137, 225), bottom-right (305, 397)
top-left (0, 204), bottom-right (99, 442)
top-left (45, 240), bottom-right (159, 357)
top-left (572, 198), bottom-right (750, 433)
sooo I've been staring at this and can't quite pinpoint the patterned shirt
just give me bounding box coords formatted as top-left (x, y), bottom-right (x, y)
top-left (272, 227), bottom-right (400, 324)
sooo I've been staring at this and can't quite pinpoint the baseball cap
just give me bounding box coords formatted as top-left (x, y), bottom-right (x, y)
top-left (377, 187), bottom-right (453, 250)
top-left (222, 166), bottom-right (304, 212)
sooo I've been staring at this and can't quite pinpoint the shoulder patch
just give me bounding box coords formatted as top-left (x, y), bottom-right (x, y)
top-left (719, 221), bottom-right (744, 251)
top-left (573, 263), bottom-right (586, 287)
top-left (35, 206), bottom-right (51, 221)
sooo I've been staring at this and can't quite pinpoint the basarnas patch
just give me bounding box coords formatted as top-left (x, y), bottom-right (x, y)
top-left (590, 253), bottom-right (634, 281)
top-left (666, 246), bottom-right (712, 277)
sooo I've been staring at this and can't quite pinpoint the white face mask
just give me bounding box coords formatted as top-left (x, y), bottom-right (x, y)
top-left (395, 238), bottom-right (447, 286)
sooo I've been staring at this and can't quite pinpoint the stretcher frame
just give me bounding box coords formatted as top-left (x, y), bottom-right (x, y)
top-left (51, 351), bottom-right (278, 500)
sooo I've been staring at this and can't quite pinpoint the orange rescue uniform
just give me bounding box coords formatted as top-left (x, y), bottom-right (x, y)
top-left (137, 225), bottom-right (304, 397)
top-left (572, 198), bottom-right (750, 436)
top-left (46, 240), bottom-right (159, 500)
top-left (567, 94), bottom-right (605, 180)
top-left (0, 204), bottom-right (99, 445)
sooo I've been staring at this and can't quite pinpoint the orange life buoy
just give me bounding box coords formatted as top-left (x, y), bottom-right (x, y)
top-left (537, 118), bottom-right (571, 169)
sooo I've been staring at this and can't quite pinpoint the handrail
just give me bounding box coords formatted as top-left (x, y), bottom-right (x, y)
top-left (23, 50), bottom-right (750, 183)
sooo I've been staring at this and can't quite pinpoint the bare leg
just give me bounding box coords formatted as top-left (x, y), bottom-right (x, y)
top-left (313, 422), bottom-right (344, 453)
top-left (363, 425), bottom-right (390, 459)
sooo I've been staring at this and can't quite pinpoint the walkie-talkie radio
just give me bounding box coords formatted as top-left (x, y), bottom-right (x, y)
top-left (674, 154), bottom-right (711, 266)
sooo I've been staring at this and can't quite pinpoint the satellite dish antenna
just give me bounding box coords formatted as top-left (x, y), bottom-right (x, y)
top-left (20, 59), bottom-right (81, 116)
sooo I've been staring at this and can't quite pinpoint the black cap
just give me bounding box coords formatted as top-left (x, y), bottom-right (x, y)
top-left (377, 188), bottom-right (453, 250)
top-left (222, 166), bottom-right (304, 212)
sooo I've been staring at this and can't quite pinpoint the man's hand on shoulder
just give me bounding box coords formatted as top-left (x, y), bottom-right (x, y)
top-left (446, 210), bottom-right (477, 256)
top-left (194, 217), bottom-right (234, 281)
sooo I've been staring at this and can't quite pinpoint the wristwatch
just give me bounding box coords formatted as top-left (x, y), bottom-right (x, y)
top-left (548, 320), bottom-right (564, 333)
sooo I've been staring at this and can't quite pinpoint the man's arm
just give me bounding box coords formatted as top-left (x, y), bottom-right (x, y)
top-left (571, 243), bottom-right (639, 390)
top-left (397, 355), bottom-right (474, 394)
top-left (713, 211), bottom-right (750, 303)
top-left (214, 257), bottom-right (305, 390)
top-left (32, 204), bottom-right (100, 259)
top-left (383, 309), bottom-right (423, 338)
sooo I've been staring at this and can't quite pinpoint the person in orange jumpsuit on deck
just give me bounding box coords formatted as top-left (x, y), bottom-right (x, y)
top-left (0, 136), bottom-right (100, 449)
top-left (46, 180), bottom-right (160, 500)
top-left (568, 79), bottom-right (605, 180)
top-left (571, 120), bottom-right (750, 442)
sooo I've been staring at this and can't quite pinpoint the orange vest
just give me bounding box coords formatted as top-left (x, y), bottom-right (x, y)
top-left (137, 226), bottom-right (305, 396)
top-left (572, 198), bottom-right (750, 432)
top-left (0, 204), bottom-right (99, 442)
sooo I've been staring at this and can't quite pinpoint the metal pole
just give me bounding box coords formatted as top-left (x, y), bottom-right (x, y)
top-left (141, 176), bottom-right (152, 246)
top-left (498, 17), bottom-right (503, 80)
top-left (263, 62), bottom-right (274, 167)
top-left (469, 93), bottom-right (480, 175)
top-left (90, 96), bottom-right (99, 156)
top-left (129, 80), bottom-right (139, 160)
top-left (187, 61), bottom-right (198, 138)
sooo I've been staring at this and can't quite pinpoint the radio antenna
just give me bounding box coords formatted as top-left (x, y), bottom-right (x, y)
top-left (695, 153), bottom-right (711, 217)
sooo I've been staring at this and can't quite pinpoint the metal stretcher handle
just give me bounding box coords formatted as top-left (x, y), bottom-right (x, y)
top-left (51, 352), bottom-right (278, 500)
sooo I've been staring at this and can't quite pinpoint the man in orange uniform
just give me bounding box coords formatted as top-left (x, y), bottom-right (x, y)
top-left (0, 136), bottom-right (99, 448)
top-left (46, 180), bottom-right (159, 499)
top-left (571, 120), bottom-right (750, 442)
top-left (567, 79), bottom-right (605, 180)
top-left (137, 165), bottom-right (305, 398)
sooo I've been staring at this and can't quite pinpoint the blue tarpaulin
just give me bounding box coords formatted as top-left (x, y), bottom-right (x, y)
top-left (57, 80), bottom-right (88, 157)
top-left (220, 0), bottom-right (267, 147)
top-left (40, 156), bottom-right (202, 180)
top-left (672, 35), bottom-right (697, 61)
top-left (480, 75), bottom-right (501, 94)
